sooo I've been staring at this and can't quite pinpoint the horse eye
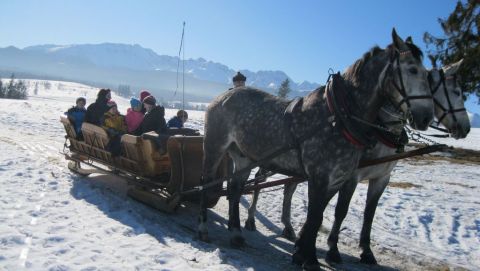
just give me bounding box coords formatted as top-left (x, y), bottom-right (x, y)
top-left (408, 67), bottom-right (418, 74)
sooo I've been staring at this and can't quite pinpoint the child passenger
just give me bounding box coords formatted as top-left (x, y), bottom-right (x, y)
top-left (125, 97), bottom-right (144, 135)
top-left (167, 110), bottom-right (188, 129)
top-left (65, 97), bottom-right (87, 139)
top-left (102, 100), bottom-right (127, 156)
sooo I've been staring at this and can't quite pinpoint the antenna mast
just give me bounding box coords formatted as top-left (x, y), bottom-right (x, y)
top-left (175, 22), bottom-right (186, 111)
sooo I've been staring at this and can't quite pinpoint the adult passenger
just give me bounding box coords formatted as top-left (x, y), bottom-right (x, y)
top-left (85, 88), bottom-right (111, 125)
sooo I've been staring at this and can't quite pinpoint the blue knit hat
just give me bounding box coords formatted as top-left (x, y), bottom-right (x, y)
top-left (130, 97), bottom-right (142, 109)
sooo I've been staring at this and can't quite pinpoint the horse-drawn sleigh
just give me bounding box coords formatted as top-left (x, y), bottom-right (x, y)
top-left (61, 29), bottom-right (470, 270)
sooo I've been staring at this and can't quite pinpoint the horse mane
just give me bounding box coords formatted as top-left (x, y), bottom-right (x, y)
top-left (405, 42), bottom-right (423, 61)
top-left (385, 42), bottom-right (423, 61)
top-left (343, 41), bottom-right (423, 87)
top-left (343, 46), bottom-right (384, 86)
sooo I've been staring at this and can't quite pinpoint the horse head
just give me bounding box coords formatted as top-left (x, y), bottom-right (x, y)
top-left (429, 59), bottom-right (470, 139)
top-left (380, 29), bottom-right (434, 131)
top-left (342, 29), bottom-right (433, 132)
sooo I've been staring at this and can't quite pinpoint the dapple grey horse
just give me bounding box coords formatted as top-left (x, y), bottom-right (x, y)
top-left (199, 29), bottom-right (434, 270)
top-left (244, 58), bottom-right (469, 265)
top-left (324, 58), bottom-right (470, 265)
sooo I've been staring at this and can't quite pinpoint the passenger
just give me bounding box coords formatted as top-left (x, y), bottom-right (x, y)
top-left (229, 72), bottom-right (247, 90)
top-left (102, 100), bottom-right (127, 156)
top-left (85, 88), bottom-right (111, 125)
top-left (125, 97), bottom-right (144, 135)
top-left (139, 95), bottom-right (167, 134)
top-left (167, 110), bottom-right (188, 129)
top-left (139, 90), bottom-right (151, 102)
top-left (139, 90), bottom-right (151, 114)
top-left (65, 97), bottom-right (87, 139)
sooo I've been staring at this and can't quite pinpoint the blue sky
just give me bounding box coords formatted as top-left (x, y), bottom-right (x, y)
top-left (0, 0), bottom-right (457, 83)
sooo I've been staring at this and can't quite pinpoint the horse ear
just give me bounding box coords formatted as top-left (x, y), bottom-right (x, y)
top-left (443, 58), bottom-right (464, 74)
top-left (392, 28), bottom-right (408, 51)
top-left (405, 36), bottom-right (413, 44)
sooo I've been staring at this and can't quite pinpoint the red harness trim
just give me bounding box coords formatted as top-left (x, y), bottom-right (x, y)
top-left (325, 88), bottom-right (365, 148)
top-left (375, 132), bottom-right (397, 149)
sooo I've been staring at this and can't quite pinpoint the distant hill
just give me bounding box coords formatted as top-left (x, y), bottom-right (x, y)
top-left (0, 43), bottom-right (319, 101)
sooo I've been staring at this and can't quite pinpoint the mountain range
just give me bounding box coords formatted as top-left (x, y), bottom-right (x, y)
top-left (0, 42), bottom-right (478, 127)
top-left (0, 43), bottom-right (318, 101)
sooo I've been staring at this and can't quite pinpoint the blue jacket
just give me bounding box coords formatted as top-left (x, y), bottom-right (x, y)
top-left (167, 116), bottom-right (184, 128)
top-left (66, 107), bottom-right (87, 135)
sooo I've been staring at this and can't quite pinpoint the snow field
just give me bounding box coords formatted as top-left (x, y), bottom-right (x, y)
top-left (0, 79), bottom-right (478, 270)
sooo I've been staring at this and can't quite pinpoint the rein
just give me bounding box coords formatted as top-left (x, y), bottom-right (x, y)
top-left (358, 144), bottom-right (448, 168)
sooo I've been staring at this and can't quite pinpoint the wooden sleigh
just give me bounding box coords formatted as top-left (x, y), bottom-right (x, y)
top-left (60, 116), bottom-right (229, 213)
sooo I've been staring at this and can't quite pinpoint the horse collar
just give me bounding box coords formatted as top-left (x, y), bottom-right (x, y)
top-left (375, 128), bottom-right (408, 153)
top-left (325, 73), bottom-right (377, 149)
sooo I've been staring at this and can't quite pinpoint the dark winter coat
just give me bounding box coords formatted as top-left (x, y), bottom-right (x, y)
top-left (85, 96), bottom-right (109, 126)
top-left (139, 105), bottom-right (167, 134)
top-left (167, 116), bottom-right (184, 129)
top-left (65, 106), bottom-right (87, 136)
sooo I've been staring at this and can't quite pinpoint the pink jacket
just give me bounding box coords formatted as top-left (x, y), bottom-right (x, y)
top-left (125, 108), bottom-right (144, 134)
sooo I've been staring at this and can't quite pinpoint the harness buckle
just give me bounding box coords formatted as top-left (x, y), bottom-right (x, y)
top-left (327, 115), bottom-right (335, 123)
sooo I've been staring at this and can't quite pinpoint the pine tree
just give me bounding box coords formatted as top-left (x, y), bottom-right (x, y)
top-left (278, 78), bottom-right (291, 98)
top-left (423, 0), bottom-right (479, 97)
top-left (15, 80), bottom-right (28, 99)
top-left (6, 74), bottom-right (15, 98)
top-left (44, 81), bottom-right (51, 90)
top-left (34, 82), bottom-right (39, 95)
top-left (117, 84), bottom-right (132, 98)
top-left (0, 79), bottom-right (4, 98)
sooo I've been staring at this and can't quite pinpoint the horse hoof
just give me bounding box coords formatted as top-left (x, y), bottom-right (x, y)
top-left (302, 260), bottom-right (322, 271)
top-left (230, 235), bottom-right (245, 248)
top-left (292, 251), bottom-right (305, 266)
top-left (325, 248), bottom-right (343, 264)
top-left (197, 232), bottom-right (210, 243)
top-left (360, 250), bottom-right (377, 265)
top-left (244, 218), bottom-right (256, 231)
top-left (282, 227), bottom-right (297, 241)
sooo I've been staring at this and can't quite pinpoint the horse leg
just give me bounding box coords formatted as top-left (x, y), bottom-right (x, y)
top-left (281, 182), bottom-right (298, 241)
top-left (198, 137), bottom-right (230, 242)
top-left (326, 178), bottom-right (358, 264)
top-left (245, 168), bottom-right (267, 231)
top-left (293, 178), bottom-right (329, 270)
top-left (227, 151), bottom-right (251, 247)
top-left (359, 175), bottom-right (390, 264)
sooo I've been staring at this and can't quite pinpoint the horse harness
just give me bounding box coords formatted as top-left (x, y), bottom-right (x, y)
top-left (428, 69), bottom-right (466, 128)
top-left (383, 50), bottom-right (433, 110)
top-left (324, 72), bottom-right (378, 149)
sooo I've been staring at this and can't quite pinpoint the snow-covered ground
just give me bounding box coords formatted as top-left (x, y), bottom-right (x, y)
top-left (0, 80), bottom-right (479, 270)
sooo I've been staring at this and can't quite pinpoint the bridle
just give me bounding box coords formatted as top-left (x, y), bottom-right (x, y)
top-left (382, 50), bottom-right (433, 110)
top-left (428, 69), bottom-right (466, 129)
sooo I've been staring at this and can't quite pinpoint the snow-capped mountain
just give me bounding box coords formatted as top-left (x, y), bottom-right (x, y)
top-left (22, 43), bottom-right (320, 92)
top-left (469, 112), bottom-right (480, 128)
top-left (466, 94), bottom-right (480, 128)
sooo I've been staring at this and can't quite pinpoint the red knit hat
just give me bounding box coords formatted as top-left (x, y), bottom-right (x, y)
top-left (140, 90), bottom-right (151, 102)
